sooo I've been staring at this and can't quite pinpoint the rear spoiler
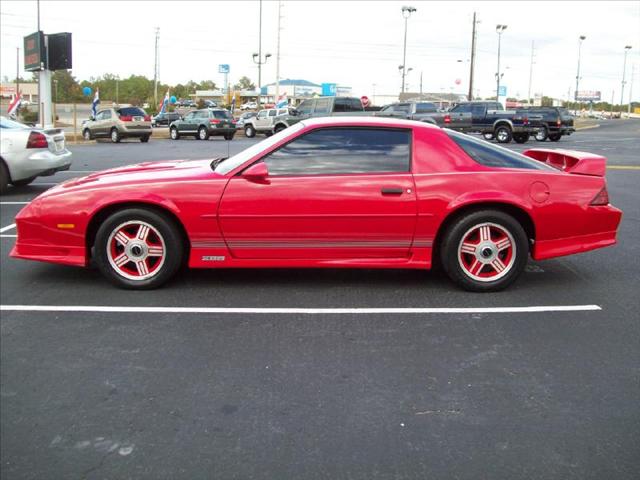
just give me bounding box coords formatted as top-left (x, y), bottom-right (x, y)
top-left (522, 148), bottom-right (606, 177)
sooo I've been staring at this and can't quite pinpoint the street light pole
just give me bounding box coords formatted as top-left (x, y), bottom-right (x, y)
top-left (621, 45), bottom-right (632, 115)
top-left (468, 12), bottom-right (477, 101)
top-left (400, 6), bottom-right (416, 95)
top-left (575, 35), bottom-right (586, 110)
top-left (495, 24), bottom-right (507, 102)
top-left (252, 0), bottom-right (271, 108)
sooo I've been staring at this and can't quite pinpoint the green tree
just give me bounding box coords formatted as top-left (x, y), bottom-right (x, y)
top-left (233, 76), bottom-right (255, 90)
top-left (51, 70), bottom-right (82, 102)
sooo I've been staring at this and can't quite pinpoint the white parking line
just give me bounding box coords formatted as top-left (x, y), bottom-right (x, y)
top-left (0, 304), bottom-right (601, 314)
top-left (0, 224), bottom-right (16, 233)
top-left (0, 235), bottom-right (17, 238)
top-left (0, 202), bottom-right (30, 205)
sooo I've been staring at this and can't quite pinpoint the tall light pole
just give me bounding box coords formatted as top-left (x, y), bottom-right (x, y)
top-left (253, 0), bottom-right (271, 108)
top-left (468, 12), bottom-right (478, 101)
top-left (495, 24), bottom-right (507, 102)
top-left (527, 41), bottom-right (535, 104)
top-left (400, 6), bottom-right (416, 94)
top-left (575, 35), bottom-right (586, 109)
top-left (621, 45), bottom-right (632, 114)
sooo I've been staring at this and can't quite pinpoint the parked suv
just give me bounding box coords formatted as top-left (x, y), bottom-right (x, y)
top-left (151, 111), bottom-right (181, 127)
top-left (169, 109), bottom-right (236, 140)
top-left (243, 108), bottom-right (293, 137)
top-left (520, 106), bottom-right (575, 142)
top-left (82, 107), bottom-right (152, 143)
top-left (271, 96), bottom-right (365, 133)
top-left (376, 101), bottom-right (449, 125)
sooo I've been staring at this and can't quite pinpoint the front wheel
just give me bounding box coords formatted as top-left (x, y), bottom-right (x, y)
top-left (83, 128), bottom-right (93, 141)
top-left (274, 124), bottom-right (287, 133)
top-left (244, 125), bottom-right (256, 138)
top-left (440, 210), bottom-right (529, 292)
top-left (548, 133), bottom-right (561, 142)
top-left (494, 126), bottom-right (513, 143)
top-left (110, 128), bottom-right (121, 143)
top-left (482, 132), bottom-right (495, 141)
top-left (140, 135), bottom-right (150, 143)
top-left (94, 208), bottom-right (185, 289)
top-left (170, 127), bottom-right (180, 140)
top-left (535, 127), bottom-right (548, 141)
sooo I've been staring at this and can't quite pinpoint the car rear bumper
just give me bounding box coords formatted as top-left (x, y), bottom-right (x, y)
top-left (532, 205), bottom-right (623, 260)
top-left (10, 149), bottom-right (72, 181)
top-left (207, 127), bottom-right (236, 135)
top-left (119, 126), bottom-right (153, 137)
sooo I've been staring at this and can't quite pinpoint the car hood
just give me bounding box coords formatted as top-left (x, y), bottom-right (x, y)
top-left (40, 159), bottom-right (225, 198)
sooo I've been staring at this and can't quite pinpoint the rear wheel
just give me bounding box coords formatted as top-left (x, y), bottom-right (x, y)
top-left (494, 125), bottom-right (513, 143)
top-left (110, 128), bottom-right (121, 143)
top-left (482, 132), bottom-right (495, 141)
top-left (0, 162), bottom-right (9, 195)
top-left (513, 133), bottom-right (530, 144)
top-left (548, 133), bottom-right (561, 142)
top-left (244, 125), bottom-right (256, 138)
top-left (94, 208), bottom-right (184, 289)
top-left (170, 127), bottom-right (180, 140)
top-left (534, 127), bottom-right (548, 141)
top-left (11, 177), bottom-right (36, 187)
top-left (198, 126), bottom-right (210, 140)
top-left (82, 128), bottom-right (93, 141)
top-left (224, 133), bottom-right (235, 140)
top-left (274, 124), bottom-right (287, 133)
top-left (440, 210), bottom-right (528, 292)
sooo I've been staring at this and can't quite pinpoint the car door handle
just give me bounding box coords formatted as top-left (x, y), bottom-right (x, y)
top-left (381, 187), bottom-right (403, 195)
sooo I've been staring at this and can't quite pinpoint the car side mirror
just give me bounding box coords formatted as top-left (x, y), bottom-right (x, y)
top-left (242, 162), bottom-right (269, 181)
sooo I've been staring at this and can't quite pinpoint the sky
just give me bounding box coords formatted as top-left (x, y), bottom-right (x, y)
top-left (1, 0), bottom-right (639, 102)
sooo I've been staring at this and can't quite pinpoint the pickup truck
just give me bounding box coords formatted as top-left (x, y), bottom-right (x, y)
top-left (375, 101), bottom-right (450, 125)
top-left (520, 106), bottom-right (575, 142)
top-left (271, 96), bottom-right (365, 133)
top-left (243, 107), bottom-right (296, 137)
top-left (445, 101), bottom-right (540, 144)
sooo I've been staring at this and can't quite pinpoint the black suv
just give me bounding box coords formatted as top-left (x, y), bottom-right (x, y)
top-left (520, 106), bottom-right (575, 142)
top-left (151, 111), bottom-right (181, 127)
top-left (169, 109), bottom-right (236, 140)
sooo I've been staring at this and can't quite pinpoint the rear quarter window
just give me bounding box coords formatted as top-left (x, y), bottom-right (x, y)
top-left (445, 130), bottom-right (555, 171)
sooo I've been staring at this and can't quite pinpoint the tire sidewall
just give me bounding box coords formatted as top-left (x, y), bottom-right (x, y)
top-left (495, 126), bottom-right (512, 143)
top-left (170, 127), bottom-right (179, 140)
top-left (198, 127), bottom-right (209, 140)
top-left (94, 208), bottom-right (184, 289)
top-left (83, 129), bottom-right (92, 141)
top-left (441, 210), bottom-right (529, 292)
top-left (245, 125), bottom-right (255, 138)
top-left (535, 127), bottom-right (548, 141)
top-left (111, 128), bottom-right (120, 143)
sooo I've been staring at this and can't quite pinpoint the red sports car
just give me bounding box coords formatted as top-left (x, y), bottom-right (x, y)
top-left (11, 117), bottom-right (622, 291)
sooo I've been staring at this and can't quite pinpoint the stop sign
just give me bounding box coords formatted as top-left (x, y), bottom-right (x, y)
top-left (361, 96), bottom-right (370, 108)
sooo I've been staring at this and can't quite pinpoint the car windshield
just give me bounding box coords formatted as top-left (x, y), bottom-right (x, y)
top-left (0, 116), bottom-right (29, 129)
top-left (215, 122), bottom-right (305, 175)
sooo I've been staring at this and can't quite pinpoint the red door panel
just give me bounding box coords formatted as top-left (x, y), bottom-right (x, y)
top-left (219, 174), bottom-right (417, 259)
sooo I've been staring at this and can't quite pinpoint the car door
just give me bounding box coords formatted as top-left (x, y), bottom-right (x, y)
top-left (180, 112), bottom-right (196, 133)
top-left (218, 127), bottom-right (417, 260)
top-left (254, 110), bottom-right (269, 130)
top-left (449, 104), bottom-right (472, 129)
top-left (471, 104), bottom-right (487, 128)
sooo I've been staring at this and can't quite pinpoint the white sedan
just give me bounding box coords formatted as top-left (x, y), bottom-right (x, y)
top-left (0, 117), bottom-right (72, 194)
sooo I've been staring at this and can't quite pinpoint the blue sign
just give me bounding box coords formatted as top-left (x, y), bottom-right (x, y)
top-left (321, 83), bottom-right (337, 96)
top-left (498, 85), bottom-right (507, 97)
top-left (218, 64), bottom-right (230, 74)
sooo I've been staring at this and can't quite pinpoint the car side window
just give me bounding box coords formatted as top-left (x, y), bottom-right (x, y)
top-left (268, 110), bottom-right (277, 117)
top-left (104, 110), bottom-right (112, 119)
top-left (415, 103), bottom-right (437, 113)
top-left (184, 112), bottom-right (194, 120)
top-left (94, 111), bottom-right (105, 120)
top-left (334, 98), bottom-right (349, 112)
top-left (257, 111), bottom-right (267, 119)
top-left (261, 128), bottom-right (411, 176)
top-left (396, 104), bottom-right (411, 113)
top-left (296, 100), bottom-right (313, 115)
top-left (452, 104), bottom-right (471, 113)
top-left (314, 98), bottom-right (331, 114)
top-left (348, 98), bottom-right (363, 111)
top-left (471, 104), bottom-right (485, 116)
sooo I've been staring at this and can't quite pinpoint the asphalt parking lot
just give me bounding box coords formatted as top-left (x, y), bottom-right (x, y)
top-left (1, 121), bottom-right (639, 479)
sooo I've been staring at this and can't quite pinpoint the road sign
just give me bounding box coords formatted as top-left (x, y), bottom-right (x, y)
top-left (321, 83), bottom-right (337, 96)
top-left (576, 90), bottom-right (601, 101)
top-left (498, 85), bottom-right (507, 97)
top-left (24, 31), bottom-right (45, 71)
top-left (218, 64), bottom-right (230, 74)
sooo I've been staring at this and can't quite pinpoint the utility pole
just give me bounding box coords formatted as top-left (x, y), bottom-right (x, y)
top-left (495, 24), bottom-right (507, 102)
top-left (153, 27), bottom-right (160, 108)
top-left (16, 47), bottom-right (19, 101)
top-left (275, 1), bottom-right (283, 101)
top-left (527, 41), bottom-right (535, 104)
top-left (400, 6), bottom-right (416, 94)
top-left (575, 35), bottom-right (586, 104)
top-left (629, 63), bottom-right (635, 116)
top-left (252, 0), bottom-right (271, 108)
top-left (468, 12), bottom-right (477, 101)
top-left (419, 71), bottom-right (423, 96)
top-left (620, 45), bottom-right (632, 115)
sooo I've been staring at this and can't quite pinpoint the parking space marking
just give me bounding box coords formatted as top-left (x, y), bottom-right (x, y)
top-left (0, 224), bottom-right (16, 233)
top-left (0, 202), bottom-right (30, 205)
top-left (607, 166), bottom-right (640, 170)
top-left (0, 304), bottom-right (601, 314)
top-left (0, 235), bottom-right (17, 238)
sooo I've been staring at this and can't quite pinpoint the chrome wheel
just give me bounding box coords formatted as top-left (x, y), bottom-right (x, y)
top-left (106, 221), bottom-right (166, 281)
top-left (457, 222), bottom-right (516, 282)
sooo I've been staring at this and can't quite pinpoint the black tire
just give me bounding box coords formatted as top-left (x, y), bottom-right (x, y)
top-left (494, 125), bottom-right (513, 143)
top-left (82, 128), bottom-right (93, 141)
top-left (94, 208), bottom-right (184, 289)
top-left (265, 131), bottom-right (273, 137)
top-left (140, 135), bottom-right (150, 143)
top-left (198, 126), bottom-right (210, 140)
top-left (440, 209), bottom-right (529, 292)
top-left (482, 132), bottom-right (495, 141)
top-left (244, 125), bottom-right (256, 138)
top-left (11, 177), bottom-right (36, 187)
top-left (274, 124), bottom-right (287, 133)
top-left (224, 133), bottom-right (235, 140)
top-left (0, 162), bottom-right (9, 195)
top-left (513, 133), bottom-right (530, 144)
top-left (548, 133), bottom-right (561, 142)
top-left (534, 127), bottom-right (548, 142)
top-left (170, 127), bottom-right (180, 140)
top-left (110, 128), bottom-right (121, 143)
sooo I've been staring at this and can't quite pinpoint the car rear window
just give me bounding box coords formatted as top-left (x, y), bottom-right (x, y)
top-left (211, 110), bottom-right (232, 119)
top-left (445, 130), bottom-right (555, 171)
top-left (117, 107), bottom-right (146, 117)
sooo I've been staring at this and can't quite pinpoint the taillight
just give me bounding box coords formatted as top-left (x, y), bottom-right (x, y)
top-left (144, 115), bottom-right (151, 121)
top-left (444, 114), bottom-right (451, 124)
top-left (556, 119), bottom-right (562, 126)
top-left (210, 119), bottom-right (220, 124)
top-left (523, 116), bottom-right (529, 125)
top-left (119, 115), bottom-right (133, 122)
top-left (231, 119), bottom-right (237, 124)
top-left (590, 186), bottom-right (609, 205)
top-left (26, 131), bottom-right (48, 149)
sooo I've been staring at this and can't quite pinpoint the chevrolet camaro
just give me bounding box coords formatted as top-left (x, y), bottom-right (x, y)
top-left (10, 117), bottom-right (622, 291)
